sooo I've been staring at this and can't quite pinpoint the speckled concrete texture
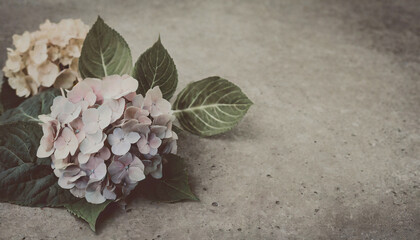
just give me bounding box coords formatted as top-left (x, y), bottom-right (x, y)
top-left (0, 0), bottom-right (419, 239)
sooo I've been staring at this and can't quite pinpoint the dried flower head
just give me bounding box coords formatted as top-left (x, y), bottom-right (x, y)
top-left (2, 19), bottom-right (89, 97)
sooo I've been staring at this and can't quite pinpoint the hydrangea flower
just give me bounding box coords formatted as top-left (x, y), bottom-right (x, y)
top-left (82, 105), bottom-right (112, 134)
top-left (101, 74), bottom-right (138, 99)
top-left (143, 86), bottom-right (172, 117)
top-left (79, 130), bottom-right (107, 155)
top-left (2, 19), bottom-right (89, 97)
top-left (137, 133), bottom-right (162, 156)
top-left (108, 128), bottom-right (140, 156)
top-left (85, 179), bottom-right (116, 204)
top-left (142, 155), bottom-right (163, 179)
top-left (53, 127), bottom-right (78, 159)
top-left (108, 153), bottom-right (145, 184)
top-left (80, 155), bottom-right (107, 181)
top-left (37, 78), bottom-right (177, 204)
top-left (50, 96), bottom-right (82, 124)
top-left (37, 115), bottom-right (60, 158)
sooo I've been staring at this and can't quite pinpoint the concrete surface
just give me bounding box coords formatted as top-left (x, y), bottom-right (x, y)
top-left (0, 0), bottom-right (420, 239)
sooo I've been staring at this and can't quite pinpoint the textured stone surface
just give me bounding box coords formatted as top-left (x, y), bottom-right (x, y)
top-left (1, 0), bottom-right (420, 239)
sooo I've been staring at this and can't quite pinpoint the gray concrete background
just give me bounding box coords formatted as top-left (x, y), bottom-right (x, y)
top-left (0, 0), bottom-right (419, 239)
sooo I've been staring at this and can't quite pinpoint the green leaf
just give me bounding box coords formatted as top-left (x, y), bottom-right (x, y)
top-left (173, 76), bottom-right (253, 137)
top-left (0, 88), bottom-right (60, 124)
top-left (0, 121), bottom-right (77, 207)
top-left (65, 200), bottom-right (111, 232)
top-left (0, 77), bottom-right (26, 112)
top-left (0, 89), bottom-right (77, 207)
top-left (79, 16), bottom-right (132, 79)
top-left (136, 154), bottom-right (198, 202)
top-left (133, 37), bottom-right (178, 100)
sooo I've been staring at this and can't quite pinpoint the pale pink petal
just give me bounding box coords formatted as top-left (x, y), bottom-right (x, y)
top-left (92, 162), bottom-right (107, 180)
top-left (119, 153), bottom-right (134, 166)
top-left (108, 160), bottom-right (124, 176)
top-left (151, 125), bottom-right (167, 139)
top-left (149, 148), bottom-right (158, 156)
top-left (67, 81), bottom-right (90, 103)
top-left (156, 99), bottom-right (172, 114)
top-left (58, 177), bottom-right (75, 189)
top-left (103, 187), bottom-right (116, 200)
top-left (84, 78), bottom-right (103, 103)
top-left (78, 152), bottom-right (90, 164)
top-left (54, 149), bottom-right (68, 160)
top-left (85, 182), bottom-right (106, 204)
top-left (102, 74), bottom-right (138, 99)
top-left (40, 131), bottom-right (53, 150)
top-left (149, 134), bottom-right (162, 149)
top-left (79, 132), bottom-right (106, 154)
top-left (98, 105), bottom-right (112, 129)
top-left (97, 147), bottom-right (111, 160)
top-left (85, 92), bottom-right (97, 106)
top-left (37, 144), bottom-right (54, 158)
top-left (68, 132), bottom-right (79, 156)
top-left (103, 98), bottom-right (125, 123)
top-left (130, 157), bottom-right (145, 170)
top-left (137, 135), bottom-right (148, 148)
top-left (132, 94), bottom-right (145, 108)
top-left (147, 86), bottom-right (162, 102)
top-left (124, 92), bottom-right (136, 101)
top-left (83, 122), bottom-right (99, 135)
top-left (107, 132), bottom-right (121, 146)
top-left (54, 136), bottom-right (66, 149)
top-left (82, 109), bottom-right (99, 134)
top-left (126, 132), bottom-right (140, 144)
top-left (121, 74), bottom-right (138, 94)
top-left (139, 143), bottom-right (150, 155)
top-left (112, 141), bottom-right (131, 156)
top-left (128, 165), bottom-right (145, 182)
top-left (108, 161), bottom-right (126, 184)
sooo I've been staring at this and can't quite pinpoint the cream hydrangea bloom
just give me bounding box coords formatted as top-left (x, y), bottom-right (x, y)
top-left (2, 19), bottom-right (89, 97)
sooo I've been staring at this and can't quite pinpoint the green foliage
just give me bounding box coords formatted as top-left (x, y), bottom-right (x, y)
top-left (0, 90), bottom-right (77, 207)
top-left (133, 37), bottom-right (178, 100)
top-left (65, 200), bottom-right (111, 232)
top-left (79, 16), bottom-right (132, 79)
top-left (0, 88), bottom-right (60, 123)
top-left (0, 77), bottom-right (26, 112)
top-left (173, 76), bottom-right (253, 137)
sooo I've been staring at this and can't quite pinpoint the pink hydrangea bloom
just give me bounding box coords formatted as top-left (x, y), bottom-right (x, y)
top-left (53, 127), bottom-right (78, 160)
top-left (108, 128), bottom-right (140, 156)
top-left (66, 80), bottom-right (97, 108)
top-left (103, 98), bottom-right (125, 123)
top-left (50, 96), bottom-right (81, 124)
top-left (85, 178), bottom-right (116, 204)
top-left (108, 153), bottom-right (145, 184)
top-left (79, 130), bottom-right (107, 154)
top-left (69, 117), bottom-right (85, 143)
top-left (82, 105), bottom-right (112, 134)
top-left (37, 76), bottom-right (178, 204)
top-left (143, 86), bottom-right (172, 117)
top-left (37, 115), bottom-right (60, 158)
top-left (137, 133), bottom-right (162, 156)
top-left (102, 74), bottom-right (138, 99)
